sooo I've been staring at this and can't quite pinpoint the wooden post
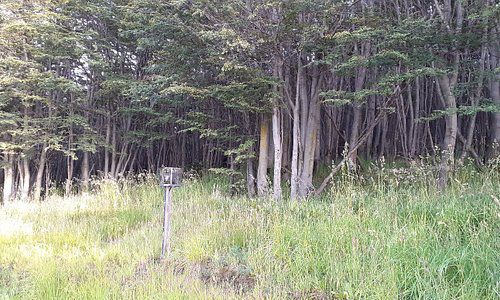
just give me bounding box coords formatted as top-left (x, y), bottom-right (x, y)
top-left (161, 186), bottom-right (173, 259)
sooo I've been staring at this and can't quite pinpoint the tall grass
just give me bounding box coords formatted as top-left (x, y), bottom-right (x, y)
top-left (0, 163), bottom-right (498, 299)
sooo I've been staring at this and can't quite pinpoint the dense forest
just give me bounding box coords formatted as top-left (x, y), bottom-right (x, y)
top-left (1, 0), bottom-right (499, 202)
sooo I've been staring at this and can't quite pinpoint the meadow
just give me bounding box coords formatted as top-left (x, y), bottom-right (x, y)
top-left (0, 162), bottom-right (499, 299)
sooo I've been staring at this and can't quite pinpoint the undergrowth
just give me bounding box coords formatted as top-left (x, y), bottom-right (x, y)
top-left (0, 162), bottom-right (498, 299)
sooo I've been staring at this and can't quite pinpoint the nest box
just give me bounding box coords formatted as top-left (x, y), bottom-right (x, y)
top-left (159, 167), bottom-right (183, 187)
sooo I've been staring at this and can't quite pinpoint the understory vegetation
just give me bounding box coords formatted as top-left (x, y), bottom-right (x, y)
top-left (1, 163), bottom-right (498, 299)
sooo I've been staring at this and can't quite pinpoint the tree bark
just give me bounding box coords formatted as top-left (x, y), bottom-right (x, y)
top-left (104, 113), bottom-right (111, 178)
top-left (347, 42), bottom-right (370, 171)
top-left (81, 151), bottom-right (90, 192)
top-left (459, 36), bottom-right (487, 164)
top-left (298, 64), bottom-right (322, 198)
top-left (110, 120), bottom-right (117, 178)
top-left (2, 153), bottom-right (14, 203)
top-left (20, 157), bottom-right (30, 200)
top-left (436, 74), bottom-right (458, 190)
top-left (256, 116), bottom-right (270, 197)
top-left (272, 107), bottom-right (282, 200)
top-left (290, 56), bottom-right (302, 201)
top-left (435, 0), bottom-right (463, 190)
top-left (272, 58), bottom-right (283, 200)
top-left (34, 145), bottom-right (47, 201)
top-left (488, 22), bottom-right (500, 158)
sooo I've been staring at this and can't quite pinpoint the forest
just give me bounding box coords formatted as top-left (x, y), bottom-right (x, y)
top-left (0, 0), bottom-right (499, 299)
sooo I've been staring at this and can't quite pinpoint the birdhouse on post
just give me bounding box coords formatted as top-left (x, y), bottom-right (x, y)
top-left (159, 167), bottom-right (183, 259)
top-left (160, 167), bottom-right (183, 188)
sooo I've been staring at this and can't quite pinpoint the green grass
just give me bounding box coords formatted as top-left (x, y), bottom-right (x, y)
top-left (0, 165), bottom-right (498, 299)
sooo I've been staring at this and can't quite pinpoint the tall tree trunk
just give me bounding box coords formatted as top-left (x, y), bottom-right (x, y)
top-left (34, 145), bottom-right (47, 201)
top-left (2, 153), bottom-right (14, 203)
top-left (81, 151), bottom-right (90, 192)
top-left (290, 56), bottom-right (302, 201)
top-left (436, 75), bottom-right (458, 190)
top-left (20, 157), bottom-right (30, 200)
top-left (298, 65), bottom-right (322, 198)
top-left (489, 22), bottom-right (500, 158)
top-left (110, 120), bottom-right (117, 178)
top-left (243, 112), bottom-right (256, 198)
top-left (65, 121), bottom-right (74, 196)
top-left (104, 113), bottom-right (111, 178)
top-left (410, 77), bottom-right (421, 157)
top-left (256, 116), bottom-right (270, 197)
top-left (460, 36), bottom-right (487, 163)
top-left (272, 107), bottom-right (282, 200)
top-left (272, 58), bottom-right (283, 201)
top-left (436, 0), bottom-right (463, 189)
top-left (347, 42), bottom-right (370, 171)
top-left (348, 106), bottom-right (362, 170)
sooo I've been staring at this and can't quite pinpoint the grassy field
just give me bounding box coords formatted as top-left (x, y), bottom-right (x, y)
top-left (0, 163), bottom-right (499, 299)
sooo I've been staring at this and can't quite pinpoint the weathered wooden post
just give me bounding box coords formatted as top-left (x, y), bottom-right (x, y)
top-left (159, 167), bottom-right (182, 260)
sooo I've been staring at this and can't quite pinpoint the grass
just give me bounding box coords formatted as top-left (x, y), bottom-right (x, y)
top-left (0, 162), bottom-right (499, 299)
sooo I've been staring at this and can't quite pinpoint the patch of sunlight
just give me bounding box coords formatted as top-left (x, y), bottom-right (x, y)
top-left (0, 218), bottom-right (33, 237)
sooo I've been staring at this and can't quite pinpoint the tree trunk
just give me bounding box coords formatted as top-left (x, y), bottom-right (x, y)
top-left (437, 75), bottom-right (458, 190)
top-left (104, 113), bottom-right (111, 178)
top-left (65, 122), bottom-right (74, 197)
top-left (435, 0), bottom-right (462, 190)
top-left (348, 105), bottom-right (362, 170)
top-left (272, 106), bottom-right (282, 200)
top-left (2, 153), bottom-right (14, 203)
top-left (459, 37), bottom-right (487, 163)
top-left (347, 42), bottom-right (370, 171)
top-left (20, 157), bottom-right (30, 200)
top-left (272, 59), bottom-right (283, 201)
top-left (489, 23), bottom-right (500, 158)
top-left (81, 151), bottom-right (90, 192)
top-left (110, 120), bottom-right (117, 178)
top-left (256, 116), bottom-right (270, 197)
top-left (290, 57), bottom-right (302, 201)
top-left (298, 65), bottom-right (322, 198)
top-left (34, 146), bottom-right (48, 201)
top-left (243, 112), bottom-right (256, 198)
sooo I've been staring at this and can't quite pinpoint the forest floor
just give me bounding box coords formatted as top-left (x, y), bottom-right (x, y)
top-left (0, 162), bottom-right (499, 299)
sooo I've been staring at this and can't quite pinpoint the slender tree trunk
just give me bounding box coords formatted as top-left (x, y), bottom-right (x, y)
top-left (290, 57), bottom-right (301, 201)
top-left (348, 105), bottom-right (362, 170)
top-left (489, 23), bottom-right (500, 158)
top-left (298, 65), bottom-right (322, 198)
top-left (256, 116), bottom-right (270, 197)
top-left (81, 151), bottom-right (90, 192)
top-left (243, 112), bottom-right (256, 198)
top-left (437, 75), bottom-right (458, 190)
top-left (20, 157), bottom-right (30, 200)
top-left (410, 77), bottom-right (421, 157)
top-left (65, 157), bottom-right (74, 196)
top-left (104, 113), bottom-right (111, 178)
top-left (110, 121), bottom-right (117, 178)
top-left (435, 0), bottom-right (462, 190)
top-left (2, 153), bottom-right (14, 203)
top-left (34, 146), bottom-right (47, 201)
top-left (272, 59), bottom-right (283, 201)
top-left (65, 122), bottom-right (74, 196)
top-left (272, 107), bottom-right (282, 200)
top-left (460, 38), bottom-right (487, 163)
top-left (347, 42), bottom-right (370, 171)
